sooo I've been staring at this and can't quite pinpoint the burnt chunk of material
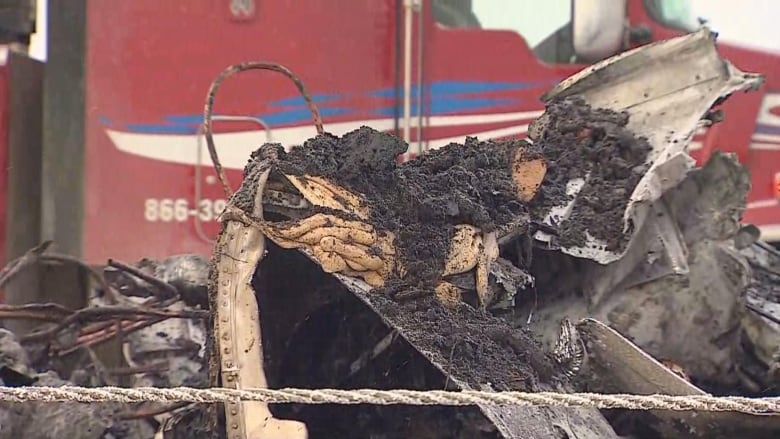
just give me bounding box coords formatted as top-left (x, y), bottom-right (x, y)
top-left (275, 126), bottom-right (533, 286)
top-left (530, 96), bottom-right (652, 252)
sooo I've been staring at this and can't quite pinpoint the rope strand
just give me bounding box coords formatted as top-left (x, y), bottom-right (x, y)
top-left (1, 386), bottom-right (777, 415)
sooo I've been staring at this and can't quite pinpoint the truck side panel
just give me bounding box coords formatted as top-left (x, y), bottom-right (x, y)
top-left (82, 0), bottom-right (400, 262)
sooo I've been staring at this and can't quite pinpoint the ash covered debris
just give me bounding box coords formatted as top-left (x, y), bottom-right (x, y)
top-left (104, 254), bottom-right (210, 309)
top-left (252, 241), bottom-right (617, 439)
top-left (0, 329), bottom-right (154, 439)
top-left (217, 115), bottom-right (637, 437)
top-left (0, 254), bottom-right (212, 439)
top-left (207, 27), bottom-right (777, 439)
top-left (530, 96), bottom-right (652, 252)
top-left (279, 127), bottom-right (534, 232)
top-left (272, 126), bottom-right (540, 287)
top-left (220, 111), bottom-right (779, 437)
top-left (246, 95), bottom-right (653, 299)
top-left (99, 255), bottom-right (210, 390)
top-left (242, 104), bottom-right (647, 365)
top-left (738, 243), bottom-right (780, 393)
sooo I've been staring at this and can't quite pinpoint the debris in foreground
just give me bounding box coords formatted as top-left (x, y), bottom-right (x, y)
top-left (206, 28), bottom-right (776, 439)
top-left (0, 254), bottom-right (211, 438)
top-left (0, 27), bottom-right (777, 439)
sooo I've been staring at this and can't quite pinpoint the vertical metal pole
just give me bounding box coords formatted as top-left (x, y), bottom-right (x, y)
top-left (37, 0), bottom-right (89, 309)
top-left (393, 0), bottom-right (402, 137)
top-left (402, 0), bottom-right (413, 144)
top-left (415, 0), bottom-right (424, 156)
top-left (4, 51), bottom-right (44, 331)
top-left (41, 0), bottom-right (86, 257)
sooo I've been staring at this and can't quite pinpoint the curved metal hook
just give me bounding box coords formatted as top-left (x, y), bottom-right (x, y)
top-left (203, 62), bottom-right (324, 197)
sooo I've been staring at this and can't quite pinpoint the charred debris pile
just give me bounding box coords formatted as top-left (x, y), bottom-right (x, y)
top-left (210, 94), bottom-right (777, 437)
top-left (0, 98), bottom-right (776, 439)
top-left (215, 99), bottom-right (653, 438)
top-left (263, 96), bottom-right (650, 297)
top-left (205, 29), bottom-right (775, 436)
top-left (2, 28), bottom-right (779, 438)
top-left (0, 253), bottom-right (211, 439)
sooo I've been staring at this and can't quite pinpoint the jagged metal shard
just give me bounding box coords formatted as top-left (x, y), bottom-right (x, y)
top-left (534, 27), bottom-right (763, 265)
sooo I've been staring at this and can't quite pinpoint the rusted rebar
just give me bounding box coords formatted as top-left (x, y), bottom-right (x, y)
top-left (203, 61), bottom-right (324, 197)
top-left (108, 258), bottom-right (179, 300)
top-left (20, 306), bottom-right (207, 343)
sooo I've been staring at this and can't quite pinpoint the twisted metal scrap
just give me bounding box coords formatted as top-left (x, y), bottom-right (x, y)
top-left (1, 386), bottom-right (778, 415)
top-left (203, 61), bottom-right (324, 197)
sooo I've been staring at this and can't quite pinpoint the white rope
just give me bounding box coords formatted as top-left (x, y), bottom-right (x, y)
top-left (1, 386), bottom-right (778, 415)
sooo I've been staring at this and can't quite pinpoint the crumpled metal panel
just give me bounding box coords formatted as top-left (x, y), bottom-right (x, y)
top-left (738, 243), bottom-right (780, 391)
top-left (578, 318), bottom-right (780, 438)
top-left (526, 152), bottom-right (759, 393)
top-left (334, 274), bottom-right (619, 439)
top-left (534, 27), bottom-right (764, 265)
